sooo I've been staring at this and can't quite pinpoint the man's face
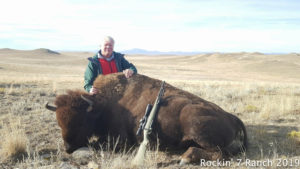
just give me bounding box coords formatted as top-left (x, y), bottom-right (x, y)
top-left (101, 40), bottom-right (114, 57)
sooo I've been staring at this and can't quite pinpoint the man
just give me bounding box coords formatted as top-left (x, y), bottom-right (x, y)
top-left (84, 36), bottom-right (137, 94)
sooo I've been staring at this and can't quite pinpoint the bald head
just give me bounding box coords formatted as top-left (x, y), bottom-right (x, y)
top-left (100, 36), bottom-right (115, 58)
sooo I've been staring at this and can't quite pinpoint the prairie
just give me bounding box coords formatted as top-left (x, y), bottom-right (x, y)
top-left (0, 49), bottom-right (300, 168)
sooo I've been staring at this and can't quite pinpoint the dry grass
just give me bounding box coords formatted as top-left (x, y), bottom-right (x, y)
top-left (0, 117), bottom-right (28, 160)
top-left (1, 79), bottom-right (299, 168)
top-left (0, 50), bottom-right (300, 168)
top-left (178, 80), bottom-right (300, 122)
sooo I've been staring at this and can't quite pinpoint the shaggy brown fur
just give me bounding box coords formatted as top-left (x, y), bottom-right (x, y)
top-left (50, 73), bottom-right (248, 164)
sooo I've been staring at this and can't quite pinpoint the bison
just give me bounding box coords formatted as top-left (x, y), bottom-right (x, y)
top-left (46, 73), bottom-right (247, 164)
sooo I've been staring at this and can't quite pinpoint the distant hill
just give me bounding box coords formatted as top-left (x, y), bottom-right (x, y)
top-left (0, 48), bottom-right (60, 55)
top-left (32, 48), bottom-right (60, 55)
top-left (0, 48), bottom-right (18, 53)
top-left (121, 48), bottom-right (204, 55)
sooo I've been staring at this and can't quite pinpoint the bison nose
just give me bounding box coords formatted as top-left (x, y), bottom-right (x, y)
top-left (64, 142), bottom-right (74, 154)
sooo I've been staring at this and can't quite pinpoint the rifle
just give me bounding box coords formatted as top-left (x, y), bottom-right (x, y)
top-left (136, 104), bottom-right (153, 136)
top-left (132, 81), bottom-right (165, 166)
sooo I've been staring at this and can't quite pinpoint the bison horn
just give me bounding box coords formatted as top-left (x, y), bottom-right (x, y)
top-left (45, 102), bottom-right (57, 111)
top-left (81, 95), bottom-right (93, 112)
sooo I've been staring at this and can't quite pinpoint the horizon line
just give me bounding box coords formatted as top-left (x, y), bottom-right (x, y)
top-left (0, 47), bottom-right (298, 55)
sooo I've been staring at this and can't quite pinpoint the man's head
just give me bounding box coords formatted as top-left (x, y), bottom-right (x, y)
top-left (100, 36), bottom-right (114, 58)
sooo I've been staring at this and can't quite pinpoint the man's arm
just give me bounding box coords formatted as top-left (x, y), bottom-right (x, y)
top-left (84, 61), bottom-right (97, 92)
top-left (120, 55), bottom-right (137, 74)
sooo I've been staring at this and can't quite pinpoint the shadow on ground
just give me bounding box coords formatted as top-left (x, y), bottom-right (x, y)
top-left (246, 124), bottom-right (300, 159)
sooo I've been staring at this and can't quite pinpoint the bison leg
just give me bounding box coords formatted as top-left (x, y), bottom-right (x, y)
top-left (179, 147), bottom-right (222, 165)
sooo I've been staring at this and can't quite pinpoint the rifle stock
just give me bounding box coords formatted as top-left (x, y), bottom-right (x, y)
top-left (132, 81), bottom-right (165, 166)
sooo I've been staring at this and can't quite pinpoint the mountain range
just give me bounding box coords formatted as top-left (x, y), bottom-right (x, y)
top-left (120, 48), bottom-right (205, 55)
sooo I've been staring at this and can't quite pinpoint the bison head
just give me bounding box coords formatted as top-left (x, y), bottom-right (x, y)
top-left (46, 90), bottom-right (103, 153)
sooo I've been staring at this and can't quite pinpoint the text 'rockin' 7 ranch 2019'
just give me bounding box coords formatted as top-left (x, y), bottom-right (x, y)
top-left (200, 158), bottom-right (300, 167)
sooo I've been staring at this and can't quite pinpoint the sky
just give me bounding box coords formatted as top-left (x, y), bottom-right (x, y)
top-left (0, 0), bottom-right (300, 53)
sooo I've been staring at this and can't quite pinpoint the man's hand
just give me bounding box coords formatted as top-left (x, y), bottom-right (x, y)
top-left (89, 86), bottom-right (99, 95)
top-left (123, 69), bottom-right (134, 78)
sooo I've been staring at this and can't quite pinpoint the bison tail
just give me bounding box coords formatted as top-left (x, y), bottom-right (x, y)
top-left (225, 115), bottom-right (248, 156)
top-left (237, 116), bottom-right (248, 151)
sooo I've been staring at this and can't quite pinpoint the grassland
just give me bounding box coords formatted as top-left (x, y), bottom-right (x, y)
top-left (0, 49), bottom-right (300, 168)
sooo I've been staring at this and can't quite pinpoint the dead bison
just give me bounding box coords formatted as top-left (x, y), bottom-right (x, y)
top-left (46, 73), bottom-right (247, 164)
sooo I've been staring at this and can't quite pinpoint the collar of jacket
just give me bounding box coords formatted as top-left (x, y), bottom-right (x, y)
top-left (97, 50), bottom-right (115, 61)
top-left (88, 51), bottom-right (123, 73)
